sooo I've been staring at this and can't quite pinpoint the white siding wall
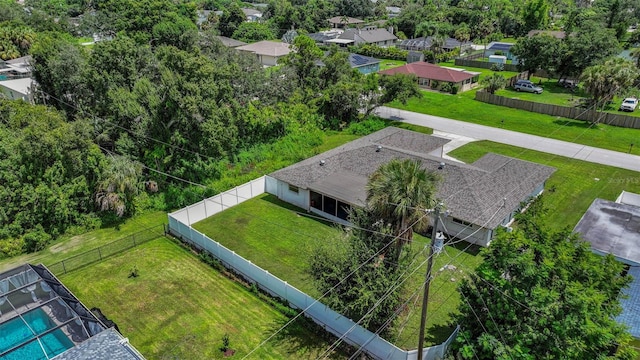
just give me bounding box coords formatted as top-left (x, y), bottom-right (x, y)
top-left (267, 178), bottom-right (309, 209)
top-left (442, 218), bottom-right (492, 247)
top-left (258, 54), bottom-right (279, 67)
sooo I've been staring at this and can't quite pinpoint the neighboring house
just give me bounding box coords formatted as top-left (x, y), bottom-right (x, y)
top-left (235, 41), bottom-right (292, 67)
top-left (327, 16), bottom-right (365, 29)
top-left (328, 27), bottom-right (397, 47)
top-left (241, 8), bottom-right (263, 22)
top-left (0, 77), bottom-right (34, 102)
top-left (574, 192), bottom-right (640, 339)
top-left (485, 41), bottom-right (517, 61)
top-left (379, 62), bottom-right (480, 92)
top-left (307, 30), bottom-right (342, 44)
top-left (0, 264), bottom-right (146, 359)
top-left (348, 53), bottom-right (381, 74)
top-left (215, 36), bottom-right (247, 48)
top-left (397, 37), bottom-right (472, 52)
top-left (385, 6), bottom-right (402, 18)
top-left (527, 30), bottom-right (566, 39)
top-left (0, 55), bottom-right (32, 78)
top-left (268, 127), bottom-right (555, 246)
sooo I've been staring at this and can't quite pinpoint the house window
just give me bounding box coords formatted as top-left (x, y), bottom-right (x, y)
top-left (288, 184), bottom-right (299, 193)
top-left (310, 191), bottom-right (322, 210)
top-left (337, 201), bottom-right (351, 220)
top-left (324, 197), bottom-right (337, 216)
top-left (452, 218), bottom-right (472, 227)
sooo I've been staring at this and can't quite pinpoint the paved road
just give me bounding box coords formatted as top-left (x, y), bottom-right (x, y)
top-left (376, 106), bottom-right (640, 172)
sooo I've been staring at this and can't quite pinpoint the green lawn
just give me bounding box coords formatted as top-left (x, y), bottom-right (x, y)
top-left (61, 237), bottom-right (348, 359)
top-left (438, 60), bottom-right (520, 81)
top-left (0, 211), bottom-right (167, 273)
top-left (193, 194), bottom-right (483, 349)
top-left (389, 90), bottom-right (640, 155)
top-left (379, 59), bottom-right (406, 71)
top-left (496, 79), bottom-right (589, 106)
top-left (449, 141), bottom-right (640, 231)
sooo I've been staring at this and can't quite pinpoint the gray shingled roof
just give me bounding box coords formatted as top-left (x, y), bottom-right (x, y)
top-left (339, 28), bottom-right (397, 43)
top-left (270, 127), bottom-right (555, 229)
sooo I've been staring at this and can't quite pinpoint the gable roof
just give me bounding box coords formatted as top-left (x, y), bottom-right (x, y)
top-left (327, 16), bottom-right (365, 25)
top-left (527, 30), bottom-right (566, 39)
top-left (379, 62), bottom-right (477, 83)
top-left (236, 41), bottom-right (292, 57)
top-left (339, 28), bottom-right (397, 43)
top-left (215, 36), bottom-right (247, 48)
top-left (270, 127), bottom-right (555, 229)
top-left (241, 8), bottom-right (262, 17)
top-left (399, 36), bottom-right (472, 50)
top-left (0, 77), bottom-right (33, 95)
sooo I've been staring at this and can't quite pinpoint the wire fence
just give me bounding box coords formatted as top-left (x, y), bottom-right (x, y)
top-left (48, 224), bottom-right (166, 275)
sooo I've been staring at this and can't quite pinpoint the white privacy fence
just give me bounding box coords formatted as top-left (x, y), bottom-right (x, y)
top-left (167, 176), bottom-right (457, 360)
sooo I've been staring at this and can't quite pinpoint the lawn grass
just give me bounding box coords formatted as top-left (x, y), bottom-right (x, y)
top-left (60, 237), bottom-right (348, 359)
top-left (438, 60), bottom-right (520, 80)
top-left (193, 194), bottom-right (484, 348)
top-left (389, 90), bottom-right (640, 155)
top-left (496, 79), bottom-right (589, 106)
top-left (379, 59), bottom-right (406, 71)
top-left (0, 211), bottom-right (167, 273)
top-left (448, 140), bottom-right (640, 231)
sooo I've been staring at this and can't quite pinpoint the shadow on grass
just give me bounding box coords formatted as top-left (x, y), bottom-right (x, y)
top-left (259, 194), bottom-right (341, 228)
top-left (422, 322), bottom-right (458, 347)
top-left (447, 241), bottom-right (481, 256)
top-left (551, 118), bottom-right (595, 128)
top-left (266, 315), bottom-right (352, 358)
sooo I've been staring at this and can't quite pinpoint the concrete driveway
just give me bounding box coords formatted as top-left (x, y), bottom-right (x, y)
top-left (376, 106), bottom-right (640, 172)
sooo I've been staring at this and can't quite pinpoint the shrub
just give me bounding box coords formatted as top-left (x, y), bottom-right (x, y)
top-left (440, 82), bottom-right (452, 93)
top-left (346, 117), bottom-right (387, 135)
top-left (450, 85), bottom-right (459, 94)
top-left (430, 80), bottom-right (440, 89)
top-left (22, 226), bottom-right (52, 253)
top-left (350, 44), bottom-right (408, 60)
top-left (490, 62), bottom-right (504, 71)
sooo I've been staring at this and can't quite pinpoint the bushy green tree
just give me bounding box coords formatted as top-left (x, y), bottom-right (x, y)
top-left (511, 34), bottom-right (563, 77)
top-left (480, 73), bottom-right (507, 94)
top-left (232, 22), bottom-right (276, 43)
top-left (450, 199), bottom-right (637, 360)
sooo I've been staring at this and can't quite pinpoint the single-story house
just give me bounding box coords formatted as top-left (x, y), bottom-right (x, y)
top-left (241, 8), bottom-right (263, 22)
top-left (236, 41), bottom-right (292, 67)
top-left (527, 30), bottom-right (566, 39)
top-left (397, 37), bottom-right (472, 52)
top-left (267, 127), bottom-right (555, 247)
top-left (0, 77), bottom-right (33, 102)
top-left (327, 16), bottom-right (365, 29)
top-left (485, 41), bottom-right (517, 61)
top-left (307, 30), bottom-right (342, 44)
top-left (328, 27), bottom-right (397, 48)
top-left (574, 192), bottom-right (640, 338)
top-left (379, 62), bottom-right (480, 92)
top-left (215, 36), bottom-right (247, 48)
top-left (0, 55), bottom-right (32, 78)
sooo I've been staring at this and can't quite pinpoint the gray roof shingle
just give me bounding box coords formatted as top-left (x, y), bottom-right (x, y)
top-left (270, 127), bottom-right (555, 228)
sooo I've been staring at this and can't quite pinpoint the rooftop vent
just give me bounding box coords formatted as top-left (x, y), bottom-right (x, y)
top-left (376, 145), bottom-right (382, 152)
top-left (438, 162), bottom-right (445, 169)
top-left (320, 160), bottom-right (326, 166)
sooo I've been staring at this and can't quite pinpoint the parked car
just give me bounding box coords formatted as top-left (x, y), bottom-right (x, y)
top-left (514, 82), bottom-right (543, 94)
top-left (619, 98), bottom-right (638, 112)
top-left (514, 79), bottom-right (534, 86)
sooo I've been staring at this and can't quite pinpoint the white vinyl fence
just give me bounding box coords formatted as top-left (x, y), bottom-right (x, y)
top-left (168, 176), bottom-right (458, 360)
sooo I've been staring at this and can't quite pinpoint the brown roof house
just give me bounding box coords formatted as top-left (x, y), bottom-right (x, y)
top-left (266, 127), bottom-right (555, 246)
top-left (236, 40), bottom-right (292, 67)
top-left (379, 62), bottom-right (480, 92)
top-left (327, 26), bottom-right (397, 47)
top-left (327, 16), bottom-right (365, 29)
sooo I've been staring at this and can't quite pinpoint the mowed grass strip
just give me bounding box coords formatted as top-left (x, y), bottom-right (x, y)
top-left (0, 211), bottom-right (167, 273)
top-left (448, 140), bottom-right (640, 231)
top-left (193, 195), bottom-right (343, 296)
top-left (193, 194), bottom-right (483, 348)
top-left (60, 237), bottom-right (348, 359)
top-left (389, 89), bottom-right (640, 156)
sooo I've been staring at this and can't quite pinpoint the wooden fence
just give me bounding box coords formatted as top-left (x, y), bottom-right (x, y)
top-left (455, 58), bottom-right (520, 72)
top-left (475, 91), bottom-right (640, 129)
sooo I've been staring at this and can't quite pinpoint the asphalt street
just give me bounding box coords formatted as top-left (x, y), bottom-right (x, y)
top-left (375, 106), bottom-right (640, 172)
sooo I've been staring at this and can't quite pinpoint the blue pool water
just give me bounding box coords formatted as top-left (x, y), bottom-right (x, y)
top-left (0, 308), bottom-right (74, 359)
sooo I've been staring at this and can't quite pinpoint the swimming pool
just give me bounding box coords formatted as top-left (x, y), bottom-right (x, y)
top-left (0, 308), bottom-right (74, 359)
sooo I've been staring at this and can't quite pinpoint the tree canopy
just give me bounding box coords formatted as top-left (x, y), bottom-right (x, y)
top-left (450, 199), bottom-right (637, 360)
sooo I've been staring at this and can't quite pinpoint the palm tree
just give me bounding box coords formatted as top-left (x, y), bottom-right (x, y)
top-left (480, 73), bottom-right (507, 94)
top-left (430, 35), bottom-right (446, 63)
top-left (366, 159), bottom-right (440, 249)
top-left (95, 156), bottom-right (142, 217)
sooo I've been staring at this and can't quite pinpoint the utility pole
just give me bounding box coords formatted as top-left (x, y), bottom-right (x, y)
top-left (417, 203), bottom-right (442, 360)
